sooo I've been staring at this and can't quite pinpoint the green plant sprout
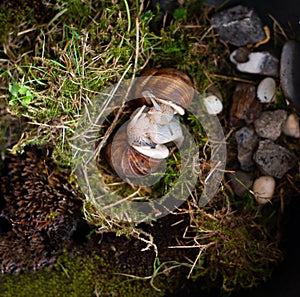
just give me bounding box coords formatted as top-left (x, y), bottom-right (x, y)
top-left (8, 82), bottom-right (34, 106)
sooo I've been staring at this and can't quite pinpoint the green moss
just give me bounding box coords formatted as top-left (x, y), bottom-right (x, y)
top-left (187, 206), bottom-right (283, 293)
top-left (0, 0), bottom-right (224, 167)
top-left (0, 249), bottom-right (166, 297)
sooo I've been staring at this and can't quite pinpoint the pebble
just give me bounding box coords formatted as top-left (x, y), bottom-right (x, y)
top-left (253, 140), bottom-right (296, 178)
top-left (254, 109), bottom-right (287, 140)
top-left (282, 113), bottom-right (300, 138)
top-left (235, 127), bottom-right (258, 171)
top-left (211, 5), bottom-right (266, 46)
top-left (257, 77), bottom-right (277, 103)
top-left (230, 47), bottom-right (251, 63)
top-left (228, 170), bottom-right (253, 198)
top-left (253, 176), bottom-right (276, 205)
top-left (230, 50), bottom-right (279, 77)
top-left (280, 40), bottom-right (300, 112)
top-left (230, 83), bottom-right (262, 126)
top-left (203, 86), bottom-right (223, 114)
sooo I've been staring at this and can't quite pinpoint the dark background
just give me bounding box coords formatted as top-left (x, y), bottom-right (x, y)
top-left (182, 1), bottom-right (300, 296)
top-left (227, 0), bottom-right (300, 295)
top-left (210, 1), bottom-right (300, 297)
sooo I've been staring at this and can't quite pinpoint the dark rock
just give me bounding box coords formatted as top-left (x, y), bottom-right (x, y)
top-left (254, 110), bottom-right (288, 140)
top-left (253, 140), bottom-right (297, 178)
top-left (230, 83), bottom-right (263, 126)
top-left (280, 40), bottom-right (300, 112)
top-left (235, 126), bottom-right (258, 171)
top-left (211, 5), bottom-right (266, 46)
top-left (228, 170), bottom-right (253, 197)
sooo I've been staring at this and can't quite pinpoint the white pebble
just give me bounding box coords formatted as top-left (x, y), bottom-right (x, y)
top-left (283, 113), bottom-right (300, 138)
top-left (253, 176), bottom-right (276, 205)
top-left (230, 50), bottom-right (278, 76)
top-left (257, 77), bottom-right (276, 103)
top-left (203, 94), bottom-right (223, 114)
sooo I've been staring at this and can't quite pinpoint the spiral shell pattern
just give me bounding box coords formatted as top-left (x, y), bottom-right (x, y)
top-left (134, 68), bottom-right (194, 109)
top-left (105, 125), bottom-right (163, 178)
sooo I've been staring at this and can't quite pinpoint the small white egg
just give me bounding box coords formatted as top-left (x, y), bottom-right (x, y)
top-left (203, 95), bottom-right (223, 114)
top-left (253, 176), bottom-right (276, 205)
top-left (282, 113), bottom-right (300, 138)
top-left (257, 77), bottom-right (276, 103)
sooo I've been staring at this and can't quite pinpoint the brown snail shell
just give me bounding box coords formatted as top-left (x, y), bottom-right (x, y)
top-left (134, 68), bottom-right (194, 110)
top-left (105, 124), bottom-right (163, 179)
top-left (104, 68), bottom-right (193, 180)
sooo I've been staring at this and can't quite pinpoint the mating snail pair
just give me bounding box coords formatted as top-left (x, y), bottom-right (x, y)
top-left (105, 68), bottom-right (195, 180)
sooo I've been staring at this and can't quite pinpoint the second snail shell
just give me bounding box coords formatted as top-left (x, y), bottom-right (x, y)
top-left (105, 124), bottom-right (163, 179)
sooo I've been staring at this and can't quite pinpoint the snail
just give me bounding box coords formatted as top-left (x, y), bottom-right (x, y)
top-left (134, 67), bottom-right (194, 109)
top-left (126, 93), bottom-right (184, 159)
top-left (105, 124), bottom-right (164, 179)
top-left (105, 68), bottom-right (194, 180)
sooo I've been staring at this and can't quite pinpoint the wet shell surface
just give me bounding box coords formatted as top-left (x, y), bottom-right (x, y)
top-left (134, 68), bottom-right (194, 110)
top-left (104, 68), bottom-right (194, 182)
top-left (257, 77), bottom-right (276, 103)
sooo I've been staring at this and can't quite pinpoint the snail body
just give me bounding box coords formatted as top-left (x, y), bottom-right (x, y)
top-left (127, 104), bottom-right (183, 158)
top-left (105, 68), bottom-right (193, 179)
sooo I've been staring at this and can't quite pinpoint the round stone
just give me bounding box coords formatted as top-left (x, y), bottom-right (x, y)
top-left (203, 94), bottom-right (223, 114)
top-left (280, 40), bottom-right (300, 112)
top-left (257, 77), bottom-right (276, 103)
top-left (282, 113), bottom-right (300, 138)
top-left (253, 176), bottom-right (276, 205)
